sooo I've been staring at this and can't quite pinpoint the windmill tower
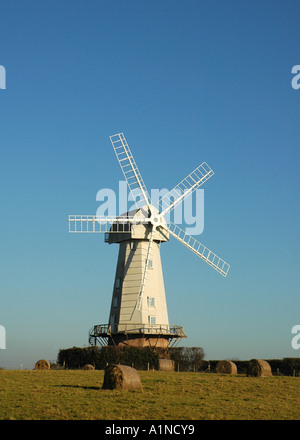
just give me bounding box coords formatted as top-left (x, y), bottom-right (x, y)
top-left (69, 133), bottom-right (230, 349)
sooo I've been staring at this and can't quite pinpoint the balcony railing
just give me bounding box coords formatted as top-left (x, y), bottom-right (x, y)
top-left (90, 323), bottom-right (186, 338)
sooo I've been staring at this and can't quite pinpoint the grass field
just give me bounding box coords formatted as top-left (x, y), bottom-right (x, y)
top-left (0, 369), bottom-right (299, 420)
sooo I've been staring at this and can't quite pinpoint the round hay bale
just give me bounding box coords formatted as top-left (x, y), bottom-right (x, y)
top-left (34, 359), bottom-right (50, 370)
top-left (159, 359), bottom-right (174, 371)
top-left (82, 364), bottom-right (95, 370)
top-left (247, 359), bottom-right (272, 377)
top-left (102, 364), bottom-right (143, 391)
top-left (216, 360), bottom-right (237, 374)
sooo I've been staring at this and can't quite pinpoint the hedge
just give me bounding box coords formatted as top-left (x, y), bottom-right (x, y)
top-left (57, 346), bottom-right (160, 370)
top-left (57, 347), bottom-right (300, 376)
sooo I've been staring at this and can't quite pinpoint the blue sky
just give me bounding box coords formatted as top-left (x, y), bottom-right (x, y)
top-left (0, 0), bottom-right (299, 369)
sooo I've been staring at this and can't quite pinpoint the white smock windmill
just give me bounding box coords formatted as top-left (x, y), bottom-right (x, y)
top-left (69, 133), bottom-right (230, 348)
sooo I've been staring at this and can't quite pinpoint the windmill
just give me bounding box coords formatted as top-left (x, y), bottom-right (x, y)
top-left (69, 133), bottom-right (230, 349)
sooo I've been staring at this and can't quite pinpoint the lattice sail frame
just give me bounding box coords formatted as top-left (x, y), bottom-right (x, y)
top-left (158, 162), bottom-right (214, 216)
top-left (110, 133), bottom-right (151, 211)
top-left (69, 215), bottom-right (143, 233)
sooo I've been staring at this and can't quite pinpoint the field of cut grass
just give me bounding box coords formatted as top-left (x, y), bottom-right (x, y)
top-left (0, 369), bottom-right (299, 420)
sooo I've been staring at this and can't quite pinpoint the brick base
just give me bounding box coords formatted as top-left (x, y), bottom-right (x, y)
top-left (107, 334), bottom-right (170, 349)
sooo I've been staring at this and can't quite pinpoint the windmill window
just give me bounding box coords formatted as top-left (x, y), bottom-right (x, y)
top-left (115, 278), bottom-right (121, 289)
top-left (113, 297), bottom-right (118, 307)
top-left (148, 315), bottom-right (156, 325)
top-left (147, 297), bottom-right (155, 308)
top-left (146, 259), bottom-right (153, 269)
top-left (132, 241), bottom-right (137, 250)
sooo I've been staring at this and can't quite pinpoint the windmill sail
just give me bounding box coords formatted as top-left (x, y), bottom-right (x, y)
top-left (166, 222), bottom-right (230, 277)
top-left (135, 227), bottom-right (155, 312)
top-left (110, 133), bottom-right (151, 212)
top-left (158, 162), bottom-right (214, 217)
top-left (69, 215), bottom-right (134, 233)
